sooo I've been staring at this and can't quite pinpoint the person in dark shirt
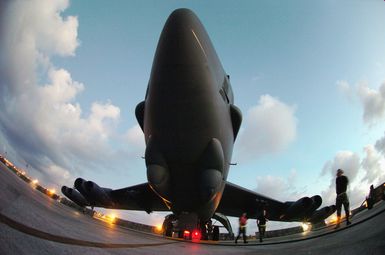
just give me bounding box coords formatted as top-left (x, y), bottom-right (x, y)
top-left (257, 208), bottom-right (268, 242)
top-left (366, 184), bottom-right (375, 209)
top-left (335, 169), bottom-right (351, 229)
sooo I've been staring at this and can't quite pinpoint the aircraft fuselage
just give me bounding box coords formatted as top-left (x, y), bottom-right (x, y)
top-left (136, 9), bottom-right (240, 222)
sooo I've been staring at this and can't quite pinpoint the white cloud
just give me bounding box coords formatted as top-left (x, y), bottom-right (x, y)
top-left (361, 145), bottom-right (385, 185)
top-left (321, 151), bottom-right (360, 182)
top-left (357, 81), bottom-right (385, 124)
top-left (0, 0), bottom-right (135, 188)
top-left (339, 80), bottom-right (385, 124)
top-left (46, 164), bottom-right (72, 184)
top-left (125, 124), bottom-right (146, 151)
top-left (255, 170), bottom-right (304, 202)
top-left (4, 0), bottom-right (79, 57)
top-left (375, 133), bottom-right (385, 155)
top-left (237, 95), bottom-right (297, 160)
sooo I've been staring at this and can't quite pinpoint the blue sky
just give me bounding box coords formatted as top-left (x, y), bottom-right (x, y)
top-left (1, 0), bottom-right (385, 231)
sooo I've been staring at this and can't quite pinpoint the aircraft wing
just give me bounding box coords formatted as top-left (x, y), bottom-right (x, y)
top-left (109, 183), bottom-right (170, 213)
top-left (216, 182), bottom-right (286, 220)
top-left (62, 178), bottom-right (335, 223)
top-left (62, 181), bottom-right (170, 214)
top-left (216, 181), bottom-right (335, 223)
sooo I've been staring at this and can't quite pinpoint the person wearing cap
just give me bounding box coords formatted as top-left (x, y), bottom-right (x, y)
top-left (335, 168), bottom-right (351, 229)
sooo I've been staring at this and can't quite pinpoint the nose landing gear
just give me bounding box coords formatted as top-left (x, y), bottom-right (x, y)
top-left (161, 213), bottom-right (226, 241)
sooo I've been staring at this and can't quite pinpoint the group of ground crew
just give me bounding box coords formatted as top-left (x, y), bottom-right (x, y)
top-left (235, 206), bottom-right (267, 244)
top-left (234, 168), bottom-right (374, 244)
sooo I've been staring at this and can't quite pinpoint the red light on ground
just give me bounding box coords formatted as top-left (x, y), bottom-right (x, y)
top-left (191, 229), bottom-right (201, 242)
top-left (183, 230), bottom-right (190, 239)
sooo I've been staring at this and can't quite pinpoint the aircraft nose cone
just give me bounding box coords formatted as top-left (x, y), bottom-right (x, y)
top-left (168, 8), bottom-right (198, 27)
top-left (148, 8), bottom-right (225, 101)
top-left (152, 8), bottom-right (210, 71)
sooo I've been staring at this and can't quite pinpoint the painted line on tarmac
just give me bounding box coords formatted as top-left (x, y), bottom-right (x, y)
top-left (0, 213), bottom-right (176, 248)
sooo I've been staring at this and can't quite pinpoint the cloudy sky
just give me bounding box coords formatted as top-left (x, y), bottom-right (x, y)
top-left (1, 0), bottom-right (385, 232)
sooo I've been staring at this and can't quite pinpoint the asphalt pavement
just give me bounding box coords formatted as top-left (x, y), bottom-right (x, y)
top-left (1, 162), bottom-right (384, 255)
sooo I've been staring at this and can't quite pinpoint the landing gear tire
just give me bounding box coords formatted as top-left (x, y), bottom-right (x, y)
top-left (213, 226), bottom-right (219, 241)
top-left (163, 219), bottom-right (173, 237)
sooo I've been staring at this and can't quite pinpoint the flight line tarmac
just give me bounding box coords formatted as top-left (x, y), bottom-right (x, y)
top-left (1, 162), bottom-right (384, 255)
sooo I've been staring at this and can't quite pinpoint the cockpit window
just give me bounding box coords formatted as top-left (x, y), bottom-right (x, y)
top-left (220, 75), bottom-right (233, 104)
top-left (219, 88), bottom-right (229, 104)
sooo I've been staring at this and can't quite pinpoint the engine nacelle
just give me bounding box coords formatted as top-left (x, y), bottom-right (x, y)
top-left (311, 195), bottom-right (322, 209)
top-left (81, 181), bottom-right (113, 207)
top-left (74, 178), bottom-right (87, 194)
top-left (283, 197), bottom-right (313, 220)
top-left (199, 138), bottom-right (224, 203)
top-left (61, 186), bottom-right (89, 207)
top-left (309, 205), bottom-right (336, 223)
top-left (304, 195), bottom-right (322, 216)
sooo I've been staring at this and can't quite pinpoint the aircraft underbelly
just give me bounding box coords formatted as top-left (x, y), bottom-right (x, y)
top-left (145, 95), bottom-right (233, 218)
